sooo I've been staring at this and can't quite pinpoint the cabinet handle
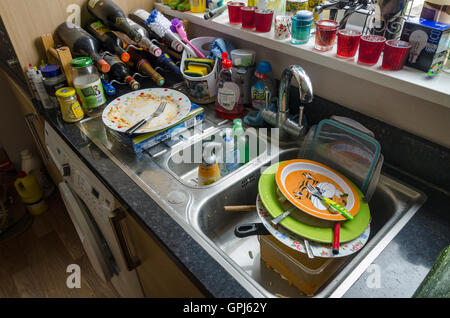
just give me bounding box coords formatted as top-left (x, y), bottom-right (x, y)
top-left (109, 208), bottom-right (141, 271)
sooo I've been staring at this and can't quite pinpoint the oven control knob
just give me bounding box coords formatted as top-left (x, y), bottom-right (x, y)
top-left (62, 163), bottom-right (71, 177)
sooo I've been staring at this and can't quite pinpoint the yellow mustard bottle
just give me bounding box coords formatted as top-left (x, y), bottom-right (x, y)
top-left (14, 171), bottom-right (48, 215)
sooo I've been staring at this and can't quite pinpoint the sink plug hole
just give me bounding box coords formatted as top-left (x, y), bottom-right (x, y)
top-left (241, 174), bottom-right (257, 189)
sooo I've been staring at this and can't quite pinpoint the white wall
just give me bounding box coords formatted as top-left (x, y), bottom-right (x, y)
top-left (187, 24), bottom-right (450, 149)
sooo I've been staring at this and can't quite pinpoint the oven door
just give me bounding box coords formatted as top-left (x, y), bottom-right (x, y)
top-left (58, 181), bottom-right (117, 282)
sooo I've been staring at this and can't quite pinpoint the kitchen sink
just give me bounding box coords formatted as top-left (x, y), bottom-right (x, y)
top-left (78, 110), bottom-right (426, 298)
top-left (188, 149), bottom-right (426, 297)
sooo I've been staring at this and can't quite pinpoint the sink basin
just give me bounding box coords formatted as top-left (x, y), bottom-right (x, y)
top-left (166, 127), bottom-right (268, 188)
top-left (189, 149), bottom-right (426, 297)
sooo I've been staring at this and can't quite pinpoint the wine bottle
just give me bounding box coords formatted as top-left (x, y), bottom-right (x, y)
top-left (56, 21), bottom-right (110, 73)
top-left (103, 54), bottom-right (140, 90)
top-left (85, 20), bottom-right (130, 62)
top-left (87, 0), bottom-right (142, 44)
top-left (127, 48), bottom-right (165, 87)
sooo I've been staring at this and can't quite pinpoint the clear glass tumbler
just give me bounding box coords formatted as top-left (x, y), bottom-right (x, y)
top-left (314, 20), bottom-right (339, 51)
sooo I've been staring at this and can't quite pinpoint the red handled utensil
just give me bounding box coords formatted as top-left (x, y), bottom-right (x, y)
top-left (333, 222), bottom-right (340, 255)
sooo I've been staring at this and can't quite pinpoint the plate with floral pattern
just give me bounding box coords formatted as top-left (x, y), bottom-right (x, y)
top-left (102, 88), bottom-right (191, 134)
top-left (256, 195), bottom-right (370, 258)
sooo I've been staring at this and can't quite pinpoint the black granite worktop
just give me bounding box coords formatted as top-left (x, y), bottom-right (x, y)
top-left (41, 80), bottom-right (450, 298)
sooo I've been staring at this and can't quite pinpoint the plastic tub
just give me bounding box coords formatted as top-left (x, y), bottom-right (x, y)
top-left (181, 37), bottom-right (219, 104)
top-left (259, 235), bottom-right (347, 296)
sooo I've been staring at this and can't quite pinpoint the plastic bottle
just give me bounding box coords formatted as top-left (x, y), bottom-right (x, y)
top-left (41, 65), bottom-right (68, 110)
top-left (233, 119), bottom-right (250, 165)
top-left (250, 61), bottom-right (275, 110)
top-left (20, 149), bottom-right (54, 197)
top-left (14, 171), bottom-right (48, 215)
top-left (215, 52), bottom-right (244, 120)
top-left (198, 142), bottom-right (221, 186)
top-left (223, 128), bottom-right (240, 173)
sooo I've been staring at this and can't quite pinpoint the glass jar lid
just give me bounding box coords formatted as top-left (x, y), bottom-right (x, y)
top-left (55, 87), bottom-right (76, 98)
top-left (71, 57), bottom-right (93, 67)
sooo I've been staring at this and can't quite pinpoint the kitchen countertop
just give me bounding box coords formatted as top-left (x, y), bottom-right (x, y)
top-left (40, 83), bottom-right (450, 298)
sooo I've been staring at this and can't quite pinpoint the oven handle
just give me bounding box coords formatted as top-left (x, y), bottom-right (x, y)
top-left (109, 208), bottom-right (141, 271)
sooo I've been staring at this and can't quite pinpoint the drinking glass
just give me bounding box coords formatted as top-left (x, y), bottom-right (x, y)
top-left (314, 20), bottom-right (339, 51)
top-left (337, 29), bottom-right (361, 58)
top-left (241, 6), bottom-right (257, 29)
top-left (255, 9), bottom-right (274, 32)
top-left (274, 15), bottom-right (292, 40)
top-left (228, 2), bottom-right (245, 24)
top-left (382, 40), bottom-right (411, 70)
top-left (358, 35), bottom-right (386, 65)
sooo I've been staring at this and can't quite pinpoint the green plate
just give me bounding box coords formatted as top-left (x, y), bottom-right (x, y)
top-left (258, 162), bottom-right (371, 243)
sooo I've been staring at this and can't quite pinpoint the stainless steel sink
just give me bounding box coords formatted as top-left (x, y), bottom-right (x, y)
top-left (188, 148), bottom-right (426, 297)
top-left (78, 108), bottom-right (426, 298)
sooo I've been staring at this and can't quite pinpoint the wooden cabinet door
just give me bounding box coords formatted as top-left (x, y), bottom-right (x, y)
top-left (123, 211), bottom-right (205, 298)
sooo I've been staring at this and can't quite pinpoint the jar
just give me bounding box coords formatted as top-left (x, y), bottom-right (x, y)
top-left (291, 10), bottom-right (313, 44)
top-left (71, 57), bottom-right (107, 117)
top-left (41, 65), bottom-right (68, 110)
top-left (55, 87), bottom-right (85, 123)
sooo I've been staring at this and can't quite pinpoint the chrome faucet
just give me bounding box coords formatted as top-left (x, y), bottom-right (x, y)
top-left (261, 65), bottom-right (313, 140)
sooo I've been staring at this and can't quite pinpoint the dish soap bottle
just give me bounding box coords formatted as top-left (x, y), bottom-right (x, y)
top-left (233, 119), bottom-right (250, 165)
top-left (251, 61), bottom-right (275, 110)
top-left (223, 128), bottom-right (240, 173)
top-left (198, 142), bottom-right (221, 186)
top-left (215, 52), bottom-right (243, 120)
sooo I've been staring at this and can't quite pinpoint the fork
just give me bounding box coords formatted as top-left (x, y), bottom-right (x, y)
top-left (306, 184), bottom-right (353, 220)
top-left (125, 101), bottom-right (167, 136)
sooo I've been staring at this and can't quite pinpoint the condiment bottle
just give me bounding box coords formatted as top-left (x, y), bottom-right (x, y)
top-left (55, 87), bottom-right (85, 123)
top-left (41, 65), bottom-right (68, 110)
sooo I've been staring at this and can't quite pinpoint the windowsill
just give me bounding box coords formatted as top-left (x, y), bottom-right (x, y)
top-left (155, 3), bottom-right (450, 108)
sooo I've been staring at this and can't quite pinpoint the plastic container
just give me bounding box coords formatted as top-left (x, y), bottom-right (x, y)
top-left (223, 128), bottom-right (240, 173)
top-left (250, 61), bottom-right (275, 110)
top-left (41, 65), bottom-right (68, 110)
top-left (259, 235), bottom-right (347, 296)
top-left (291, 10), bottom-right (313, 44)
top-left (14, 171), bottom-right (48, 215)
top-left (20, 149), bottom-right (54, 198)
top-left (181, 37), bottom-right (219, 104)
top-left (230, 49), bottom-right (256, 67)
top-left (215, 52), bottom-right (243, 120)
top-left (71, 57), bottom-right (107, 116)
top-left (55, 87), bottom-right (85, 123)
top-left (233, 119), bottom-right (249, 164)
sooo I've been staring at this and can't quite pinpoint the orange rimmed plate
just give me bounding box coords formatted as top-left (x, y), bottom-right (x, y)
top-left (275, 159), bottom-right (360, 221)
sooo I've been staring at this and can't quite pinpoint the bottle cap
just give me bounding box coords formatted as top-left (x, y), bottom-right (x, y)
top-left (17, 171), bottom-right (27, 179)
top-left (256, 61), bottom-right (272, 74)
top-left (97, 59), bottom-right (111, 73)
top-left (55, 87), bottom-right (76, 98)
top-left (71, 57), bottom-right (93, 68)
top-left (120, 52), bottom-right (131, 63)
top-left (41, 65), bottom-right (62, 78)
top-left (221, 52), bottom-right (232, 69)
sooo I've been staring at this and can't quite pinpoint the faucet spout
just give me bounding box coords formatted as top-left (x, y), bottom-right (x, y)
top-left (278, 65), bottom-right (313, 114)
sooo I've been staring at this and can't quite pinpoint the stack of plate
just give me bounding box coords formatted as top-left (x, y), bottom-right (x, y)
top-left (256, 159), bottom-right (371, 258)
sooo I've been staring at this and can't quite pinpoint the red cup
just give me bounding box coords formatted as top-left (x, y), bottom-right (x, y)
top-left (255, 9), bottom-right (273, 33)
top-left (358, 35), bottom-right (386, 65)
top-left (241, 6), bottom-right (257, 29)
top-left (382, 40), bottom-right (411, 70)
top-left (337, 29), bottom-right (361, 58)
top-left (228, 2), bottom-right (245, 24)
top-left (315, 20), bottom-right (339, 51)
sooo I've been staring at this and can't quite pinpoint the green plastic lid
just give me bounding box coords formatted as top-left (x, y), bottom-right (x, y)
top-left (71, 57), bottom-right (93, 67)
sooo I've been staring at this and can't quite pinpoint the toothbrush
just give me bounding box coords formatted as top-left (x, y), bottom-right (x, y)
top-left (145, 9), bottom-right (185, 53)
top-left (170, 18), bottom-right (205, 58)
